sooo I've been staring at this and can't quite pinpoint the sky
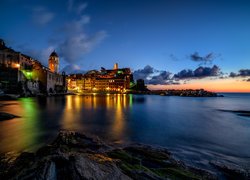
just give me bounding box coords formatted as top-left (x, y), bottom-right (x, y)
top-left (0, 0), bottom-right (250, 92)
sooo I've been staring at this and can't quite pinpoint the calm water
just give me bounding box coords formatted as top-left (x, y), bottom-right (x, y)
top-left (0, 93), bottom-right (250, 170)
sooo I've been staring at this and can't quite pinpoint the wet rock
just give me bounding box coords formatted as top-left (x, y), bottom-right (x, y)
top-left (51, 130), bottom-right (110, 153)
top-left (108, 145), bottom-right (216, 180)
top-left (0, 112), bottom-right (20, 121)
top-left (0, 131), bottom-right (130, 180)
top-left (2, 130), bottom-right (243, 180)
top-left (73, 155), bottom-right (130, 180)
top-left (0, 152), bottom-right (20, 177)
top-left (0, 95), bottom-right (18, 101)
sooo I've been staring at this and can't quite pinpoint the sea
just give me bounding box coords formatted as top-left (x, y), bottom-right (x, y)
top-left (0, 93), bottom-right (250, 172)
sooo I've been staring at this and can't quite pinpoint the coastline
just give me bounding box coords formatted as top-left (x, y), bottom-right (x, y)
top-left (0, 88), bottom-right (224, 100)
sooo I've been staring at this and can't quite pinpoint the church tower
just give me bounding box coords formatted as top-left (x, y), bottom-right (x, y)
top-left (48, 50), bottom-right (59, 73)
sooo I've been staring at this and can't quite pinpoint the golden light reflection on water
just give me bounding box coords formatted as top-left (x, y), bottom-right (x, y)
top-left (60, 94), bottom-right (133, 140)
top-left (0, 94), bottom-right (135, 152)
top-left (61, 95), bottom-right (82, 130)
top-left (111, 94), bottom-right (125, 139)
top-left (0, 98), bottom-right (39, 152)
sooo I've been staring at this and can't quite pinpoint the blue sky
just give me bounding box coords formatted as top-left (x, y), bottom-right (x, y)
top-left (1, 0), bottom-right (250, 90)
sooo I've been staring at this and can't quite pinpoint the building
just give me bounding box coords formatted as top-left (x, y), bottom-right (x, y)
top-left (132, 79), bottom-right (149, 91)
top-left (48, 51), bottom-right (59, 73)
top-left (45, 52), bottom-right (66, 93)
top-left (0, 39), bottom-right (66, 94)
top-left (67, 63), bottom-right (133, 93)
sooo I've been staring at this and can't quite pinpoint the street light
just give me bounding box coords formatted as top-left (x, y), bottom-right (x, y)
top-left (15, 64), bottom-right (20, 68)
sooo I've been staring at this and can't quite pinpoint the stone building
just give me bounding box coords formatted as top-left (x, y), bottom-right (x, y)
top-left (45, 51), bottom-right (66, 93)
top-left (0, 39), bottom-right (66, 94)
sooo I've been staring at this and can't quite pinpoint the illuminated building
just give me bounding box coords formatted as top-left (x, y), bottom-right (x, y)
top-left (67, 63), bottom-right (133, 93)
top-left (0, 39), bottom-right (66, 94)
top-left (48, 51), bottom-right (59, 73)
top-left (113, 63), bottom-right (118, 70)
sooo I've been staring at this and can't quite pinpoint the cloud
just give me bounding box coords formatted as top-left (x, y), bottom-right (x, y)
top-left (247, 79), bottom-right (250, 82)
top-left (77, 3), bottom-right (88, 14)
top-left (49, 5), bottom-right (107, 65)
top-left (229, 72), bottom-right (237, 78)
top-left (189, 52), bottom-right (220, 65)
top-left (147, 71), bottom-right (172, 85)
top-left (133, 65), bottom-right (154, 80)
top-left (22, 1), bottom-right (106, 72)
top-left (32, 7), bottom-right (54, 26)
top-left (174, 65), bottom-right (221, 79)
top-left (22, 2), bottom-right (107, 72)
top-left (61, 64), bottom-right (85, 74)
top-left (68, 0), bottom-right (88, 14)
top-left (20, 46), bottom-right (55, 66)
top-left (173, 69), bottom-right (194, 79)
top-left (58, 29), bottom-right (106, 64)
top-left (41, 2), bottom-right (107, 69)
top-left (133, 66), bottom-right (179, 85)
top-left (169, 54), bottom-right (179, 61)
top-left (229, 69), bottom-right (250, 77)
top-left (133, 65), bottom-right (223, 85)
top-left (62, 15), bottom-right (90, 34)
top-left (238, 69), bottom-right (250, 76)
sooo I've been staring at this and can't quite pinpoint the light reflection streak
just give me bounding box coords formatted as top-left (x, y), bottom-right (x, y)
top-left (0, 98), bottom-right (39, 152)
top-left (61, 95), bottom-right (81, 130)
top-left (111, 94), bottom-right (125, 139)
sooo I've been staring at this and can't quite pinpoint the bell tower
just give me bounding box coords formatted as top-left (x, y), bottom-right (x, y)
top-left (48, 50), bottom-right (59, 73)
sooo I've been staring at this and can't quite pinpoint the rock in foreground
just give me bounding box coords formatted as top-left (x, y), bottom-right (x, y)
top-left (0, 112), bottom-right (19, 121)
top-left (0, 130), bottom-right (239, 180)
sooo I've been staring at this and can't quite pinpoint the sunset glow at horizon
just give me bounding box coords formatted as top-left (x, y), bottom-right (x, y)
top-left (148, 78), bottom-right (250, 93)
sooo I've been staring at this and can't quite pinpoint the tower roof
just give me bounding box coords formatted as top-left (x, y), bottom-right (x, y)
top-left (0, 39), bottom-right (6, 49)
top-left (50, 50), bottom-right (58, 57)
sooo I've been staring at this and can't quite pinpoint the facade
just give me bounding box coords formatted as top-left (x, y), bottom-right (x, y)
top-left (67, 63), bottom-right (133, 93)
top-left (0, 39), bottom-right (66, 94)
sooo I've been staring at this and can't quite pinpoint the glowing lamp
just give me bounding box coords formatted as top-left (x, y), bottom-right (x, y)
top-left (27, 72), bottom-right (32, 76)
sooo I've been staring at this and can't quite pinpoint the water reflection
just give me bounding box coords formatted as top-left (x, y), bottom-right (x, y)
top-left (129, 94), bottom-right (133, 107)
top-left (60, 94), bottom-right (132, 141)
top-left (0, 94), bottom-right (250, 170)
top-left (61, 95), bottom-right (80, 130)
top-left (111, 94), bottom-right (126, 140)
top-left (0, 98), bottom-right (39, 152)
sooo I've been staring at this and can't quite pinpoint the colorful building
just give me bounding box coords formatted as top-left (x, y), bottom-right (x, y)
top-left (67, 63), bottom-right (133, 93)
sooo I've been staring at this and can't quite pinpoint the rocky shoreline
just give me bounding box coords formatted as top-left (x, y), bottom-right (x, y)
top-left (0, 130), bottom-right (249, 180)
top-left (0, 88), bottom-right (223, 100)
